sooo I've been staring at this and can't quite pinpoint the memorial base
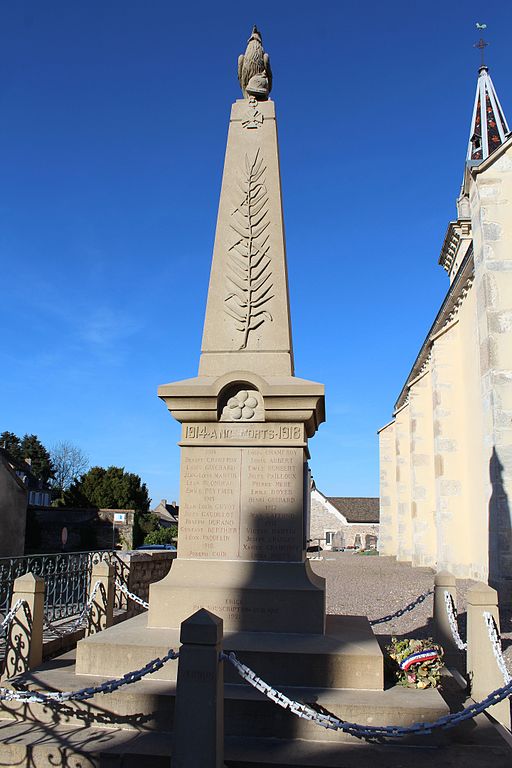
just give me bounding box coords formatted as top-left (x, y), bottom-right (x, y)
top-left (75, 610), bottom-right (383, 690)
top-left (147, 558), bottom-right (326, 634)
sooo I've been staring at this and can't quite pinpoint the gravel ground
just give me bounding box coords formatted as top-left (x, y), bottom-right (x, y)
top-left (309, 552), bottom-right (512, 669)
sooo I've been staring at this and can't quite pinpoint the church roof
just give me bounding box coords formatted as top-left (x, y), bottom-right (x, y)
top-left (467, 65), bottom-right (509, 163)
top-left (326, 497), bottom-right (380, 524)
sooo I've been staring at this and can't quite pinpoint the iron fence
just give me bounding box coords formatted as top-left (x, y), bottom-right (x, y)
top-left (0, 550), bottom-right (129, 622)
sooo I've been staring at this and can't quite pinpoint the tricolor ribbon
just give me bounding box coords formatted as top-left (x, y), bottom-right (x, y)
top-left (399, 649), bottom-right (439, 671)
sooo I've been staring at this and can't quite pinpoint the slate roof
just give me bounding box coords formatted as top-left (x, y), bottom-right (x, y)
top-left (152, 499), bottom-right (179, 525)
top-left (326, 497), bottom-right (379, 524)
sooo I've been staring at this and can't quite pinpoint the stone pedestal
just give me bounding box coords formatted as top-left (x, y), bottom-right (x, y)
top-left (148, 383), bottom-right (325, 634)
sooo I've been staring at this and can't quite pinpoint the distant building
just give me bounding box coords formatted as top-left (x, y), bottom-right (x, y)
top-left (379, 61), bottom-right (512, 599)
top-left (309, 488), bottom-right (379, 550)
top-left (1, 450), bottom-right (52, 507)
top-left (0, 450), bottom-right (28, 557)
top-left (151, 499), bottom-right (179, 528)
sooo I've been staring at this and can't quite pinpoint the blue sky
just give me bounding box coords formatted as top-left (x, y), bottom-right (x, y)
top-left (2, 1), bottom-right (511, 506)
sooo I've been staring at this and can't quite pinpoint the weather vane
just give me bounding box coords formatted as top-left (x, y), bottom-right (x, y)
top-left (474, 22), bottom-right (488, 67)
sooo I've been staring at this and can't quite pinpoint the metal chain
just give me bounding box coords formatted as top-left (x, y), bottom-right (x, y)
top-left (444, 590), bottom-right (467, 650)
top-left (483, 611), bottom-right (512, 685)
top-left (0, 647), bottom-right (179, 703)
top-left (43, 580), bottom-right (103, 637)
top-left (221, 650), bottom-right (512, 738)
top-left (0, 599), bottom-right (28, 638)
top-left (369, 589), bottom-right (433, 626)
top-left (115, 580), bottom-right (149, 610)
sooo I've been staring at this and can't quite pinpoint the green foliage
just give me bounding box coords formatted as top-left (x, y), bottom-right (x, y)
top-left (133, 512), bottom-right (160, 547)
top-left (143, 526), bottom-right (177, 546)
top-left (0, 432), bottom-right (23, 462)
top-left (63, 466), bottom-right (151, 514)
top-left (20, 434), bottom-right (55, 485)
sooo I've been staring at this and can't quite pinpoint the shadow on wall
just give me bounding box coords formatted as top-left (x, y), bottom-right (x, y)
top-left (488, 447), bottom-right (512, 601)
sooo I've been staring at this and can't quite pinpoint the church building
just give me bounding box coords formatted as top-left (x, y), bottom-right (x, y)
top-left (378, 57), bottom-right (512, 600)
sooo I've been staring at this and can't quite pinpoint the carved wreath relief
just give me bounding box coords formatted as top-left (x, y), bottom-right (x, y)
top-left (220, 389), bottom-right (264, 422)
top-left (224, 148), bottom-right (273, 349)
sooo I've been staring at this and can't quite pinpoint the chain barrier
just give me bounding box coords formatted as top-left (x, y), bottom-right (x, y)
top-left (0, 599), bottom-right (28, 637)
top-left (42, 580), bottom-right (102, 638)
top-left (483, 611), bottom-right (512, 685)
top-left (443, 590), bottom-right (467, 650)
top-left (369, 589), bottom-right (433, 626)
top-left (115, 580), bottom-right (149, 610)
top-left (0, 647), bottom-right (179, 703)
top-left (221, 650), bottom-right (512, 738)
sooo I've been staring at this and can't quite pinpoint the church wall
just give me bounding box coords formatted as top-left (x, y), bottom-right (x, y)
top-left (457, 285), bottom-right (488, 581)
top-left (378, 421), bottom-right (397, 555)
top-left (394, 404), bottom-right (413, 561)
top-left (409, 369), bottom-right (436, 567)
top-left (431, 320), bottom-right (466, 575)
top-left (471, 145), bottom-right (512, 598)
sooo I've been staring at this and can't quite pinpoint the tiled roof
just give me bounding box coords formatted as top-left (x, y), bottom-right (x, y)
top-left (326, 497), bottom-right (379, 523)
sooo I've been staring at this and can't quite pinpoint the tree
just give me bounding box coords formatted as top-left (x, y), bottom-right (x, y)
top-left (63, 466), bottom-right (151, 513)
top-left (143, 526), bottom-right (177, 546)
top-left (134, 512), bottom-right (160, 547)
top-left (1, 431), bottom-right (54, 484)
top-left (0, 431), bottom-right (23, 462)
top-left (50, 441), bottom-right (89, 492)
top-left (20, 434), bottom-right (54, 485)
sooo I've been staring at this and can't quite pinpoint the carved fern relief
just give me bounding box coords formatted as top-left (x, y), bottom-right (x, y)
top-left (224, 149), bottom-right (273, 349)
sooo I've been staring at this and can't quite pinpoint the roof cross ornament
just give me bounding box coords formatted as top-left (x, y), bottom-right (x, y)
top-left (474, 22), bottom-right (488, 67)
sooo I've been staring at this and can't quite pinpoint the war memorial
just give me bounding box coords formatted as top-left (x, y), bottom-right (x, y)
top-left (1, 25), bottom-right (511, 768)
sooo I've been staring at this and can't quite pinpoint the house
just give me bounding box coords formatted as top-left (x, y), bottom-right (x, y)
top-left (0, 450), bottom-right (28, 557)
top-left (1, 450), bottom-right (52, 507)
top-left (151, 499), bottom-right (179, 528)
top-left (309, 487), bottom-right (379, 550)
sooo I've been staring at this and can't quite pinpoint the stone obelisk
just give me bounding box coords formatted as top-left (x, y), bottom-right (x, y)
top-left (149, 26), bottom-right (326, 634)
top-left (75, 29), bottom-right (383, 692)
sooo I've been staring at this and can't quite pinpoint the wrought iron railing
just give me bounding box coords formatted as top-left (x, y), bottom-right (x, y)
top-left (0, 550), bottom-right (129, 623)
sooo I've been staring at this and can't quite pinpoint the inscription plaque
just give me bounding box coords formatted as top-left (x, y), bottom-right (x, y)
top-left (178, 437), bottom-right (304, 562)
top-left (181, 422), bottom-right (305, 446)
top-left (179, 447), bottom-right (240, 560)
top-left (240, 448), bottom-right (303, 561)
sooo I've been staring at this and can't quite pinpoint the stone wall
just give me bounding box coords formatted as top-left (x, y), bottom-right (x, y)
top-left (378, 421), bottom-right (397, 556)
top-left (25, 507), bottom-right (135, 554)
top-left (471, 144), bottom-right (512, 598)
top-left (120, 550), bottom-right (176, 616)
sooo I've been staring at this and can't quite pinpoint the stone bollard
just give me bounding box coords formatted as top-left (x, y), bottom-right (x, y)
top-left (433, 570), bottom-right (460, 666)
top-left (86, 561), bottom-right (114, 636)
top-left (4, 573), bottom-right (45, 678)
top-left (172, 609), bottom-right (225, 768)
top-left (466, 582), bottom-right (510, 729)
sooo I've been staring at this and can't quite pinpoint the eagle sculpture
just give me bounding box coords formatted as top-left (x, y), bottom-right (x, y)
top-left (238, 25), bottom-right (272, 100)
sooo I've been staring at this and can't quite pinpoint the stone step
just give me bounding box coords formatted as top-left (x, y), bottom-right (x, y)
top-left (75, 611), bottom-right (383, 690)
top-left (1, 649), bottom-right (447, 745)
top-left (0, 718), bottom-right (510, 768)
